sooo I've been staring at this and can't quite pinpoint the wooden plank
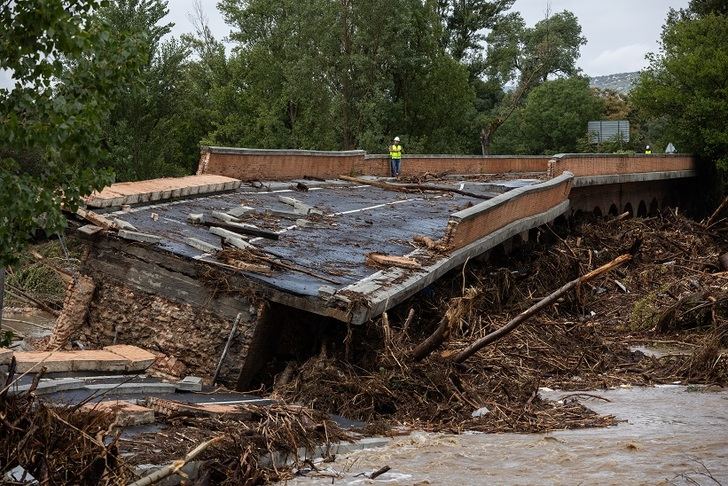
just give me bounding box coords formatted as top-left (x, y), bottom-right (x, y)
top-left (366, 253), bottom-right (421, 269)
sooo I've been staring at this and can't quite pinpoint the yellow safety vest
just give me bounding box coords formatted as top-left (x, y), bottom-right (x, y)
top-left (389, 144), bottom-right (402, 159)
top-left (645, 150), bottom-right (652, 154)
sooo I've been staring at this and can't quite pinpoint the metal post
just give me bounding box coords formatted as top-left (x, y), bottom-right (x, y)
top-left (212, 312), bottom-right (242, 385)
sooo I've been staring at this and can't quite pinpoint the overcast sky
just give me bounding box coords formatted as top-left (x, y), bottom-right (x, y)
top-left (0, 0), bottom-right (689, 89)
top-left (162, 0), bottom-right (689, 77)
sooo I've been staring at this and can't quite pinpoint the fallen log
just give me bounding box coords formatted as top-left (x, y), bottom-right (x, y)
top-left (450, 251), bottom-right (636, 364)
top-left (339, 175), bottom-right (491, 200)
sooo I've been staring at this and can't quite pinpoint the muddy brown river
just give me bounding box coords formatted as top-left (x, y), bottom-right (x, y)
top-left (291, 386), bottom-right (728, 485)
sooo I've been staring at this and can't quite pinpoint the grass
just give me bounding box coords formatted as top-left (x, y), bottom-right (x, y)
top-left (4, 237), bottom-right (83, 310)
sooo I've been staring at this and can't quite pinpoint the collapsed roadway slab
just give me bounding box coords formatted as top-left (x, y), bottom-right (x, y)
top-left (60, 148), bottom-right (696, 387)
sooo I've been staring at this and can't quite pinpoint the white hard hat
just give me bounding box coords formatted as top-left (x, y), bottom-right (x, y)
top-left (394, 136), bottom-right (400, 142)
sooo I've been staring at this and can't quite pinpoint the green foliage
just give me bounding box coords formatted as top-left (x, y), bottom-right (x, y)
top-left (0, 0), bottom-right (144, 266)
top-left (631, 5), bottom-right (728, 203)
top-left (480, 10), bottom-right (586, 152)
top-left (0, 331), bottom-right (13, 348)
top-left (95, 0), bottom-right (202, 181)
top-left (492, 77), bottom-right (602, 154)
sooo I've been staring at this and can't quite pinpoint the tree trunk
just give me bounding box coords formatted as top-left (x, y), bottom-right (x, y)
top-left (451, 253), bottom-right (634, 363)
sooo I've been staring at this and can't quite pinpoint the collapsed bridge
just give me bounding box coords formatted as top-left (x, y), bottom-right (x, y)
top-left (62, 148), bottom-right (696, 388)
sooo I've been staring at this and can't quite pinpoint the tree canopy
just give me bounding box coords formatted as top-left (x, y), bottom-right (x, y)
top-left (632, 0), bottom-right (728, 204)
top-left (0, 0), bottom-right (144, 266)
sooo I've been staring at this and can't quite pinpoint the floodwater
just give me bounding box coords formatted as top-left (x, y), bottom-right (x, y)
top-left (291, 386), bottom-right (728, 485)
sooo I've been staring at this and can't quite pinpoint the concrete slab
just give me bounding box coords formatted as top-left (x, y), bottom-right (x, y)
top-left (83, 400), bottom-right (155, 426)
top-left (185, 237), bottom-right (222, 253)
top-left (85, 382), bottom-right (178, 395)
top-left (209, 227), bottom-right (255, 250)
top-left (78, 224), bottom-right (104, 236)
top-left (118, 230), bottom-right (163, 244)
top-left (104, 345), bottom-right (157, 369)
top-left (13, 350), bottom-right (127, 373)
top-left (176, 375), bottom-right (203, 392)
top-left (113, 218), bottom-right (137, 231)
top-left (12, 346), bottom-right (156, 374)
top-left (227, 205), bottom-right (255, 218)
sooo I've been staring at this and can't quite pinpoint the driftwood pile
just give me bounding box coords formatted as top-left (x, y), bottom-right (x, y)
top-left (0, 364), bottom-right (348, 485)
top-left (276, 210), bottom-right (728, 432)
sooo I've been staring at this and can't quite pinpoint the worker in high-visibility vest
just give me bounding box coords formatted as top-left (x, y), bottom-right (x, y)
top-left (645, 145), bottom-right (652, 154)
top-left (389, 136), bottom-right (403, 177)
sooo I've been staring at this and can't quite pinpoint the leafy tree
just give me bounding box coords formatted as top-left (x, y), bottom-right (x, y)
top-left (631, 2), bottom-right (728, 205)
top-left (437, 0), bottom-right (514, 68)
top-left (97, 0), bottom-right (198, 181)
top-left (480, 10), bottom-right (586, 153)
top-left (492, 76), bottom-right (602, 155)
top-left (0, 0), bottom-right (143, 266)
top-left (215, 0), bottom-right (477, 153)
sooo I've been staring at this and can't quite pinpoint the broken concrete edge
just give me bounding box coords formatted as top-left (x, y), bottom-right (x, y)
top-left (571, 170), bottom-right (697, 188)
top-left (4, 345), bottom-right (157, 374)
top-left (5, 373), bottom-right (203, 396)
top-left (186, 237), bottom-right (222, 254)
top-left (340, 200), bottom-right (571, 324)
top-left (209, 227), bottom-right (255, 250)
top-left (85, 176), bottom-right (243, 209)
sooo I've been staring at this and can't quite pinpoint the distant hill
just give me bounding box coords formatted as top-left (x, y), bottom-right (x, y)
top-left (589, 72), bottom-right (640, 94)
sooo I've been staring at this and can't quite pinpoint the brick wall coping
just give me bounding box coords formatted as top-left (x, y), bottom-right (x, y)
top-left (202, 146), bottom-right (366, 157)
top-left (365, 153), bottom-right (550, 159)
top-left (551, 152), bottom-right (692, 159)
top-left (451, 171), bottom-right (574, 222)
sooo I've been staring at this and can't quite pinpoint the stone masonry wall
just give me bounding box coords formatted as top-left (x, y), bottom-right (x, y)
top-left (79, 280), bottom-right (257, 386)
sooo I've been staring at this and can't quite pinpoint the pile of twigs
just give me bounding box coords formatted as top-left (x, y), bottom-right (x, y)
top-left (277, 210), bottom-right (728, 432)
top-left (0, 364), bottom-right (132, 484)
top-left (1, 361), bottom-right (349, 485)
top-left (121, 403), bottom-right (351, 485)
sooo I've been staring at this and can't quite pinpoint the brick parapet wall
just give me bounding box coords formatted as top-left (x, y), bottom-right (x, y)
top-left (444, 173), bottom-right (574, 250)
top-left (547, 153), bottom-right (695, 178)
top-left (197, 146), bottom-right (551, 181)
